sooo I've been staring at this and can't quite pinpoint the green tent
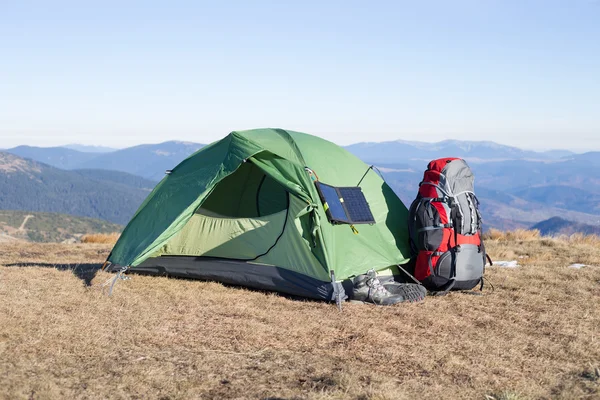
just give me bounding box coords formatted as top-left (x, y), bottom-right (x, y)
top-left (108, 128), bottom-right (410, 300)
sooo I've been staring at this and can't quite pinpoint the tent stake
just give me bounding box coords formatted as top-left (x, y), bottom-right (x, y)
top-left (331, 270), bottom-right (344, 311)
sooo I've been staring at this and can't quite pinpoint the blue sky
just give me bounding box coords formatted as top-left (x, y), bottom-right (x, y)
top-left (1, 0), bottom-right (599, 151)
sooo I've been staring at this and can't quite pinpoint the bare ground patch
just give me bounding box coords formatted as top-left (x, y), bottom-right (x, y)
top-left (0, 239), bottom-right (599, 399)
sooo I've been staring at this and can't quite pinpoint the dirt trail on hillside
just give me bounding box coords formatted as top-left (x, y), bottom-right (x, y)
top-left (18, 215), bottom-right (34, 231)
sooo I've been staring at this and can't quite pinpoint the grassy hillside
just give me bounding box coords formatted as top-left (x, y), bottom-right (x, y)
top-left (0, 236), bottom-right (598, 399)
top-left (0, 210), bottom-right (122, 243)
top-left (0, 152), bottom-right (148, 224)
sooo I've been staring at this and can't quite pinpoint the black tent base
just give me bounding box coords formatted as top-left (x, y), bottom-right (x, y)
top-left (117, 256), bottom-right (339, 301)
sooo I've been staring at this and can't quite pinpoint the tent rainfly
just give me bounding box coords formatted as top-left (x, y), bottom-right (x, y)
top-left (107, 128), bottom-right (411, 300)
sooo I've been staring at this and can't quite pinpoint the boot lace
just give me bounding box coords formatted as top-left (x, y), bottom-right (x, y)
top-left (367, 277), bottom-right (387, 294)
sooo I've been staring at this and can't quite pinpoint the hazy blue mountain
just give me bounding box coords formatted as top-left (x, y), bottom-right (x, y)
top-left (6, 141), bottom-right (204, 181)
top-left (471, 159), bottom-right (600, 194)
top-left (64, 144), bottom-right (117, 153)
top-left (541, 149), bottom-right (576, 159)
top-left (531, 217), bottom-right (600, 236)
top-left (475, 187), bottom-right (600, 230)
top-left (6, 145), bottom-right (98, 170)
top-left (0, 152), bottom-right (148, 225)
top-left (73, 169), bottom-right (158, 189)
top-left (345, 139), bottom-right (573, 165)
top-left (512, 185), bottom-right (600, 215)
top-left (564, 151), bottom-right (600, 165)
top-left (76, 141), bottom-right (204, 181)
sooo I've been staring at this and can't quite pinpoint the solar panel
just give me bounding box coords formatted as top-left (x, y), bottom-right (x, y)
top-left (338, 187), bottom-right (375, 223)
top-left (315, 182), bottom-right (375, 225)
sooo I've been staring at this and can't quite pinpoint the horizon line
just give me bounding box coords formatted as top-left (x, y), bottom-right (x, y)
top-left (1, 137), bottom-right (597, 154)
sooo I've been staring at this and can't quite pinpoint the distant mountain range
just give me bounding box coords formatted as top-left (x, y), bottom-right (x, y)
top-left (7, 146), bottom-right (99, 170)
top-left (566, 151), bottom-right (600, 165)
top-left (346, 141), bottom-right (600, 233)
top-left (345, 139), bottom-right (576, 164)
top-left (6, 139), bottom-right (593, 182)
top-left (6, 141), bottom-right (204, 181)
top-left (2, 138), bottom-right (600, 235)
top-left (511, 185), bottom-right (600, 215)
top-left (78, 141), bottom-right (204, 181)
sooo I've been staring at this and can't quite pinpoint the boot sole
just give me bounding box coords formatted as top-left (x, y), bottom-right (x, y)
top-left (383, 283), bottom-right (427, 302)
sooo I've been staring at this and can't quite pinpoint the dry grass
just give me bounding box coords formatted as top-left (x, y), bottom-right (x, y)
top-left (564, 233), bottom-right (600, 247)
top-left (0, 237), bottom-right (599, 399)
top-left (80, 232), bottom-right (120, 244)
top-left (484, 229), bottom-right (600, 248)
top-left (483, 228), bottom-right (541, 242)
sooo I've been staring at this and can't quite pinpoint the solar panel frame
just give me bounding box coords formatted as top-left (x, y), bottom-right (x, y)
top-left (314, 182), bottom-right (376, 225)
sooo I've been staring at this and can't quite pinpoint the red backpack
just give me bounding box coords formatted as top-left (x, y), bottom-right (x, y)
top-left (408, 158), bottom-right (489, 292)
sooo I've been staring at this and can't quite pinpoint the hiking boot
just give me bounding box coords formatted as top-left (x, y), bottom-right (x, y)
top-left (351, 270), bottom-right (407, 306)
top-left (383, 282), bottom-right (427, 303)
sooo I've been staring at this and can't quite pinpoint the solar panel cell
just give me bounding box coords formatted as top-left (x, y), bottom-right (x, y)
top-left (315, 182), bottom-right (375, 225)
top-left (318, 183), bottom-right (348, 223)
top-left (339, 187), bottom-right (375, 223)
